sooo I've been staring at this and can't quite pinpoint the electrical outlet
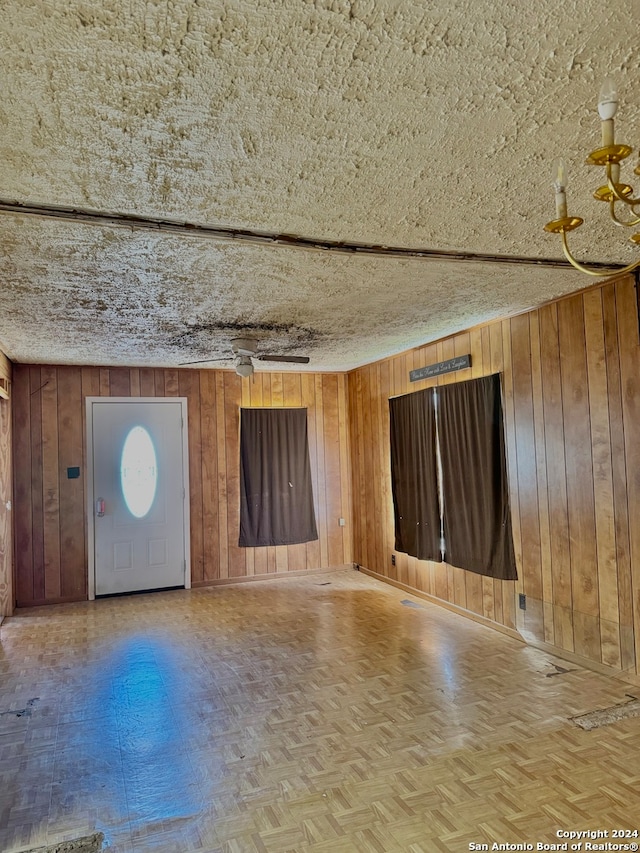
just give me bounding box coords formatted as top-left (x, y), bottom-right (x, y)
top-left (391, 554), bottom-right (396, 566)
top-left (338, 517), bottom-right (346, 527)
top-left (519, 593), bottom-right (526, 610)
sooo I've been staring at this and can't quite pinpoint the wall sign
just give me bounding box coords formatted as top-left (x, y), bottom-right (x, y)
top-left (410, 354), bottom-right (472, 382)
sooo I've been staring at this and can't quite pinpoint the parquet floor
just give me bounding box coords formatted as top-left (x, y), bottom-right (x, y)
top-left (1, 569), bottom-right (639, 853)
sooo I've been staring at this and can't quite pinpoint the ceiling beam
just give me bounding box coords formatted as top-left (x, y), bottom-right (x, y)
top-left (0, 197), bottom-right (624, 272)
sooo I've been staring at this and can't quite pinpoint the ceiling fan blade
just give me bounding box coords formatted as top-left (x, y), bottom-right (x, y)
top-left (179, 357), bottom-right (229, 366)
top-left (257, 354), bottom-right (310, 364)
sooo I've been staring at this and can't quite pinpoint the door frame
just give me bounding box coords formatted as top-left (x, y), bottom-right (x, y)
top-left (85, 397), bottom-right (191, 600)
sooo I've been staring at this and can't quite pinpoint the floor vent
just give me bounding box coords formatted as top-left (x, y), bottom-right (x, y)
top-left (571, 698), bottom-right (640, 730)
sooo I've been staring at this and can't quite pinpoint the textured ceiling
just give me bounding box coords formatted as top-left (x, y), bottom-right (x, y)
top-left (0, 0), bottom-right (638, 370)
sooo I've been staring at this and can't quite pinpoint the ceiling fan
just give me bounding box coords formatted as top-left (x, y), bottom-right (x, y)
top-left (181, 337), bottom-right (310, 377)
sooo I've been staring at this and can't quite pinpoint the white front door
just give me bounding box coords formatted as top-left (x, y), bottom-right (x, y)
top-left (89, 399), bottom-right (189, 596)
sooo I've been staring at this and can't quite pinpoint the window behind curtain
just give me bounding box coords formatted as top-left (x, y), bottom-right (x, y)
top-left (239, 407), bottom-right (318, 548)
top-left (437, 374), bottom-right (517, 580)
top-left (389, 388), bottom-right (441, 562)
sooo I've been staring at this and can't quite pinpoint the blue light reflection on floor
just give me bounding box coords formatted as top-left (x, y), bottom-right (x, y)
top-left (94, 637), bottom-right (201, 830)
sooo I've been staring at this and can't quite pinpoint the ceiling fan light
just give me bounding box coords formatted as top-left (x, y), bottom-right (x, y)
top-left (235, 355), bottom-right (254, 378)
top-left (231, 337), bottom-right (258, 357)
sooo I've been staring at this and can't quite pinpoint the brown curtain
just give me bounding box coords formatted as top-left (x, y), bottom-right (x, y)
top-left (239, 407), bottom-right (318, 547)
top-left (389, 389), bottom-right (441, 561)
top-left (437, 374), bottom-right (517, 580)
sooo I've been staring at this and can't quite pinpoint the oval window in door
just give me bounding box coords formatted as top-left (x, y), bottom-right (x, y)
top-left (121, 426), bottom-right (158, 518)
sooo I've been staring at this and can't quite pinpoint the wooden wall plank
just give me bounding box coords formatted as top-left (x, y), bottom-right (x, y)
top-left (584, 289), bottom-right (620, 667)
top-left (378, 360), bottom-right (393, 574)
top-left (510, 314), bottom-right (542, 602)
top-left (271, 384), bottom-right (289, 569)
top-left (215, 372), bottom-right (229, 580)
top-left (13, 365), bottom-right (33, 607)
top-left (557, 297), bottom-right (600, 641)
top-left (354, 369), bottom-right (370, 573)
top-left (337, 373), bottom-right (352, 565)
top-left (0, 354), bottom-right (13, 617)
top-left (323, 375), bottom-right (343, 567)
top-left (0, 401), bottom-right (11, 615)
top-left (500, 321), bottom-right (518, 630)
top-left (370, 364), bottom-right (384, 577)
top-left (224, 372), bottom-right (245, 578)
top-left (30, 367), bottom-right (45, 602)
top-left (57, 368), bottom-right (86, 599)
top-left (283, 373), bottom-right (307, 571)
top-left (539, 303), bottom-right (573, 650)
top-left (40, 367), bottom-right (61, 600)
top-left (129, 368), bottom-right (141, 397)
top-left (80, 367), bottom-right (99, 601)
top-left (348, 372), bottom-right (362, 568)
top-left (109, 368), bottom-right (130, 397)
top-left (154, 369), bottom-right (166, 396)
top-left (200, 371), bottom-right (220, 582)
top-left (465, 327), bottom-right (486, 617)
top-left (99, 368), bottom-right (110, 396)
top-left (165, 369), bottom-right (179, 396)
top-left (529, 311), bottom-right (553, 644)
top-left (614, 277), bottom-right (640, 674)
top-left (302, 373), bottom-right (321, 571)
top-left (602, 285), bottom-right (634, 651)
top-left (139, 368), bottom-right (156, 397)
top-left (271, 373), bottom-right (283, 406)
top-left (314, 375), bottom-right (328, 570)
top-left (179, 370), bottom-right (204, 583)
top-left (262, 373), bottom-right (272, 406)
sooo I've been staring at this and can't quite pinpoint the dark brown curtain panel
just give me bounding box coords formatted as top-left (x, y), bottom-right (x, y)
top-left (437, 374), bottom-right (517, 580)
top-left (239, 407), bottom-right (318, 547)
top-left (389, 389), bottom-right (441, 561)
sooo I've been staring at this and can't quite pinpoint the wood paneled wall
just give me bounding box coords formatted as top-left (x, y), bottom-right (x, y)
top-left (0, 350), bottom-right (12, 619)
top-left (12, 366), bottom-right (352, 607)
top-left (348, 274), bottom-right (640, 676)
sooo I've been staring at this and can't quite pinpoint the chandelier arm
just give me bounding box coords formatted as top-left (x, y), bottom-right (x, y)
top-left (561, 231), bottom-right (640, 277)
top-left (609, 200), bottom-right (640, 228)
top-left (606, 163), bottom-right (640, 205)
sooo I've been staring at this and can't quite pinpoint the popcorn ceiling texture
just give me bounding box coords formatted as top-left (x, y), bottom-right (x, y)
top-left (0, 0), bottom-right (638, 369)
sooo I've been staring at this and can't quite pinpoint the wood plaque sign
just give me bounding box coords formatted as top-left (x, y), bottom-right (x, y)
top-left (409, 354), bottom-right (472, 382)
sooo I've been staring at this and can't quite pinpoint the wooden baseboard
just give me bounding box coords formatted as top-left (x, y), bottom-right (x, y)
top-left (358, 565), bottom-right (522, 642)
top-left (14, 594), bottom-right (88, 609)
top-left (521, 637), bottom-right (640, 687)
top-left (358, 565), bottom-right (640, 688)
top-left (192, 564), bottom-right (351, 588)
top-left (13, 567), bottom-right (351, 607)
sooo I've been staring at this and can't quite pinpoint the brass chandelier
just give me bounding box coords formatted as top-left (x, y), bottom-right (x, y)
top-left (544, 78), bottom-right (640, 277)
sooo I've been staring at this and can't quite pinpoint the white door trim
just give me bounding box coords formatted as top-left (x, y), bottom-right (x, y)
top-left (86, 397), bottom-right (191, 600)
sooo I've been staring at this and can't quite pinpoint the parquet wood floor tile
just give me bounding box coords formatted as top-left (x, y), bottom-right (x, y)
top-left (1, 569), bottom-right (639, 852)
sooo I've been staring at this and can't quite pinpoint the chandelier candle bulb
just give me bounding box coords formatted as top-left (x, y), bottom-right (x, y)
top-left (552, 158), bottom-right (568, 218)
top-left (555, 190), bottom-right (567, 218)
top-left (598, 77), bottom-right (618, 146)
top-left (601, 118), bottom-right (615, 147)
top-left (598, 77), bottom-right (618, 120)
